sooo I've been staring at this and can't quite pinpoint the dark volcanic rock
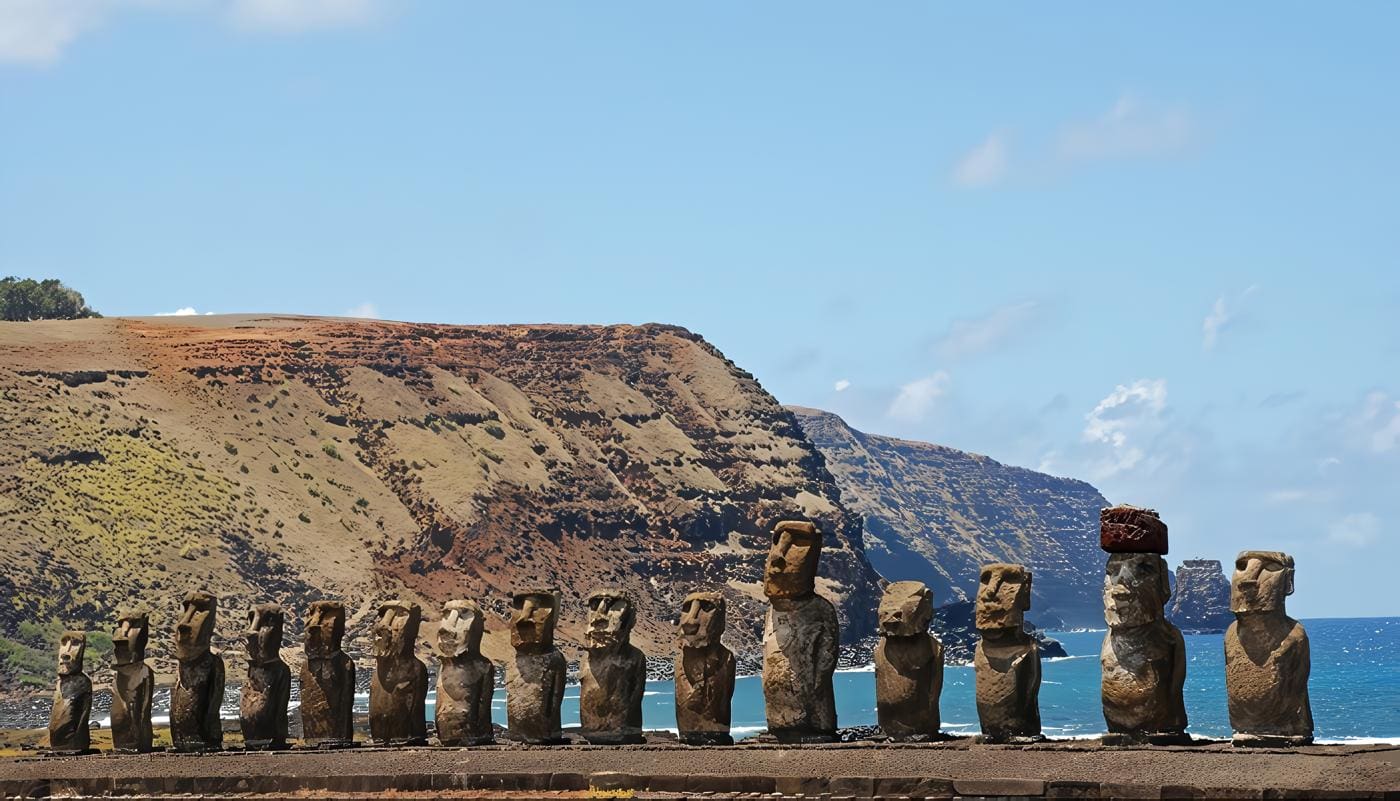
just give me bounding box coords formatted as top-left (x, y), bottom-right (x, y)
top-left (1168, 559), bottom-right (1233, 633)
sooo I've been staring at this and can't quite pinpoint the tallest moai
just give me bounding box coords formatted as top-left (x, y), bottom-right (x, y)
top-left (762, 520), bottom-right (839, 743)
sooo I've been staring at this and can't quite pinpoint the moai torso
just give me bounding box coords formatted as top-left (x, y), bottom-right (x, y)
top-left (505, 589), bottom-right (566, 744)
top-left (973, 564), bottom-right (1042, 742)
top-left (111, 613), bottom-right (155, 752)
top-left (1224, 551), bottom-right (1313, 745)
top-left (874, 581), bottom-right (943, 741)
top-left (240, 604), bottom-right (291, 749)
top-left (299, 601), bottom-right (355, 745)
top-left (48, 631), bottom-right (91, 754)
top-left (674, 592), bottom-right (735, 745)
top-left (435, 600), bottom-right (496, 746)
top-left (579, 589), bottom-right (646, 744)
top-left (368, 600), bottom-right (428, 744)
top-left (171, 591), bottom-right (225, 751)
top-left (1100, 552), bottom-right (1188, 743)
top-left (761, 520), bottom-right (839, 743)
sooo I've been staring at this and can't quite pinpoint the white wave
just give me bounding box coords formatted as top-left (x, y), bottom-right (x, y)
top-left (642, 691), bottom-right (662, 696)
top-left (835, 664), bottom-right (875, 674)
top-left (1044, 654), bottom-right (1093, 662)
top-left (1315, 736), bottom-right (1400, 745)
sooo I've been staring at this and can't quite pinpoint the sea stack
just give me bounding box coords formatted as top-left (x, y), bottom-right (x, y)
top-left (761, 519), bottom-right (839, 743)
top-left (974, 563), bottom-right (1043, 743)
top-left (1225, 551), bottom-right (1313, 746)
top-left (674, 591), bottom-right (735, 745)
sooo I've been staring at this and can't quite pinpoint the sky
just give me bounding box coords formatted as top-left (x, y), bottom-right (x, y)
top-left (1, 2), bottom-right (1397, 618)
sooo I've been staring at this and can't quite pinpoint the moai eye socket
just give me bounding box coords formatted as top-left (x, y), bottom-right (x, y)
top-left (1237, 558), bottom-right (1248, 571)
top-left (980, 570), bottom-right (992, 585)
top-left (772, 531), bottom-right (782, 546)
top-left (700, 600), bottom-right (715, 613)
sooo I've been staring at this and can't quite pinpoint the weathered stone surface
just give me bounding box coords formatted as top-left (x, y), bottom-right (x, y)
top-left (1169, 559), bottom-right (1234, 633)
top-left (368, 599), bottom-right (427, 745)
top-left (1225, 551), bottom-right (1313, 747)
top-left (1101, 553), bottom-right (1188, 744)
top-left (298, 600), bottom-right (355, 746)
top-left (170, 591), bottom-right (225, 752)
top-left (435, 599), bottom-right (495, 746)
top-left (240, 604), bottom-right (290, 749)
top-left (1101, 505), bottom-right (1169, 554)
top-left (674, 591), bottom-right (735, 745)
top-left (874, 580), bottom-right (943, 740)
top-left (762, 520), bottom-right (838, 742)
top-left (47, 630), bottom-right (90, 754)
top-left (580, 588), bottom-right (646, 744)
top-left (974, 563), bottom-right (1042, 743)
top-left (110, 611), bottom-right (154, 753)
top-left (505, 589), bottom-right (566, 744)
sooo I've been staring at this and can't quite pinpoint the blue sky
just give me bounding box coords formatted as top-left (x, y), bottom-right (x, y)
top-left (2, 2), bottom-right (1397, 618)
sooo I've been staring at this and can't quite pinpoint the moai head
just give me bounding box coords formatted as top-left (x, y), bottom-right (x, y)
top-left (174, 591), bottom-right (217, 661)
top-left (371, 600), bottom-right (421, 659)
top-left (244, 604), bottom-right (284, 665)
top-left (57, 631), bottom-right (86, 676)
top-left (763, 520), bottom-right (822, 600)
top-left (510, 589), bottom-right (559, 652)
top-left (585, 588), bottom-right (635, 651)
top-left (878, 581), bottom-right (934, 638)
top-left (1104, 553), bottom-right (1171, 629)
top-left (1231, 551), bottom-right (1295, 616)
top-left (975, 563), bottom-right (1032, 631)
top-left (304, 600), bottom-right (346, 659)
top-left (678, 591), bottom-right (725, 649)
top-left (437, 600), bottom-right (485, 658)
top-left (112, 611), bottom-right (149, 666)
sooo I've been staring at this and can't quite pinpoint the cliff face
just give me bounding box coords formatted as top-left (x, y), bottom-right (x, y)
top-left (1168, 559), bottom-right (1233, 633)
top-left (787, 407), bottom-right (1107, 629)
top-left (0, 315), bottom-right (881, 694)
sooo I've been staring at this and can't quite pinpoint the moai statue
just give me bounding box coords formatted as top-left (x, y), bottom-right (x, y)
top-left (505, 589), bottom-right (566, 744)
top-left (368, 599), bottom-right (428, 745)
top-left (1099, 505), bottom-right (1188, 745)
top-left (435, 599), bottom-right (496, 746)
top-left (674, 591), bottom-right (735, 745)
top-left (1225, 551), bottom-right (1313, 747)
top-left (111, 612), bottom-right (155, 753)
top-left (47, 631), bottom-right (92, 754)
top-left (974, 564), bottom-right (1043, 743)
top-left (874, 581), bottom-right (943, 741)
top-left (240, 604), bottom-right (290, 750)
top-left (171, 591), bottom-right (225, 752)
top-left (579, 588), bottom-right (647, 744)
top-left (762, 520), bottom-right (839, 743)
top-left (299, 600), bottom-right (355, 747)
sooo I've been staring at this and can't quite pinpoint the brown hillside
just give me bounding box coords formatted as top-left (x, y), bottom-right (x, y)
top-left (0, 315), bottom-right (879, 695)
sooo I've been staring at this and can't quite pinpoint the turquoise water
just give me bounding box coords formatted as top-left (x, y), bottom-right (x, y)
top-left (418, 617), bottom-right (1400, 742)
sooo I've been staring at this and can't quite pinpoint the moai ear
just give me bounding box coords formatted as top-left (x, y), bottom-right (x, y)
top-left (1020, 571), bottom-right (1033, 610)
top-left (1285, 566), bottom-right (1296, 597)
top-left (1157, 560), bottom-right (1172, 604)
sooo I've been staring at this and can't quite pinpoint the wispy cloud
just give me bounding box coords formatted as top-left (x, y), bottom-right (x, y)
top-left (833, 379), bottom-right (851, 393)
top-left (1202, 285), bottom-right (1258, 352)
top-left (1056, 94), bottom-right (1193, 164)
top-left (227, 0), bottom-right (383, 33)
top-left (888, 371), bottom-right (950, 423)
top-left (1081, 378), bottom-right (1168, 479)
top-left (344, 302), bottom-right (380, 319)
top-left (1327, 512), bottom-right (1380, 548)
top-left (933, 300), bottom-right (1040, 360)
top-left (950, 132), bottom-right (1008, 189)
top-left (0, 0), bottom-right (124, 65)
top-left (155, 307), bottom-right (214, 316)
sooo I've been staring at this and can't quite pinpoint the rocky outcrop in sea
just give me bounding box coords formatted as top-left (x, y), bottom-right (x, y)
top-left (1168, 559), bottom-right (1233, 633)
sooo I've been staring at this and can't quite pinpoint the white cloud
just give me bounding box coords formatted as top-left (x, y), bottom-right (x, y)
top-left (155, 307), bottom-right (214, 316)
top-left (934, 300), bottom-right (1039, 360)
top-left (1081, 378), bottom-right (1168, 479)
top-left (1344, 391), bottom-right (1400, 454)
top-left (887, 371), bottom-right (950, 423)
top-left (227, 0), bottom-right (382, 32)
top-left (1057, 94), bottom-right (1193, 164)
top-left (1202, 296), bottom-right (1229, 351)
top-left (1327, 512), bottom-right (1380, 548)
top-left (833, 379), bottom-right (851, 393)
top-left (344, 302), bottom-right (379, 319)
top-left (950, 132), bottom-right (1008, 189)
top-left (0, 0), bottom-right (120, 65)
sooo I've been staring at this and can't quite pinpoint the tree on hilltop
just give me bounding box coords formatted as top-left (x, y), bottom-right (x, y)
top-left (0, 277), bottom-right (101, 321)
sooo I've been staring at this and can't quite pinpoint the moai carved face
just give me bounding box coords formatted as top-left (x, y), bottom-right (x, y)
top-left (763, 520), bottom-right (822, 599)
top-left (174, 591), bottom-right (217, 661)
top-left (112, 612), bottom-right (149, 666)
top-left (57, 631), bottom-right (86, 676)
top-left (1104, 553), bottom-right (1171, 629)
top-left (585, 589), bottom-right (635, 650)
top-left (371, 600), bottom-right (421, 659)
top-left (510, 590), bottom-right (559, 651)
top-left (438, 600), bottom-right (485, 658)
top-left (678, 591), bottom-right (725, 649)
top-left (304, 601), bottom-right (346, 659)
top-left (1231, 551), bottom-right (1295, 615)
top-left (976, 564), bottom-right (1032, 631)
top-left (878, 581), bottom-right (934, 637)
top-left (245, 604), bottom-right (284, 665)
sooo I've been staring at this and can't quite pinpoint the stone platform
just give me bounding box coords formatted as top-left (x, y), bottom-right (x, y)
top-left (1, 739), bottom-right (1397, 799)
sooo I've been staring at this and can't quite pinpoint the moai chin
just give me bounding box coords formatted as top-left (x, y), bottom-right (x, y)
top-left (48, 631), bottom-right (92, 755)
top-left (368, 599), bottom-right (428, 745)
top-left (1225, 551), bottom-right (1313, 746)
top-left (674, 591), bottom-right (735, 745)
top-left (240, 604), bottom-right (291, 750)
top-left (299, 600), bottom-right (355, 747)
top-left (1101, 551), bottom-right (1189, 745)
top-left (874, 581), bottom-right (944, 741)
top-left (435, 599), bottom-right (496, 746)
top-left (171, 591), bottom-right (225, 752)
top-left (505, 588), bottom-right (566, 744)
top-left (111, 612), bottom-right (155, 753)
top-left (761, 520), bottom-right (839, 743)
top-left (974, 564), bottom-right (1043, 743)
top-left (579, 588), bottom-right (647, 744)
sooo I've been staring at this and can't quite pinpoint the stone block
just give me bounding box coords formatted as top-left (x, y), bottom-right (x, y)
top-left (829, 776), bottom-right (876, 797)
top-left (1047, 780), bottom-right (1100, 798)
top-left (953, 777), bottom-right (1047, 797)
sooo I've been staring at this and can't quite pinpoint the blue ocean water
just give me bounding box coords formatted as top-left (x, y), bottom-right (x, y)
top-left (415, 617), bottom-right (1400, 742)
